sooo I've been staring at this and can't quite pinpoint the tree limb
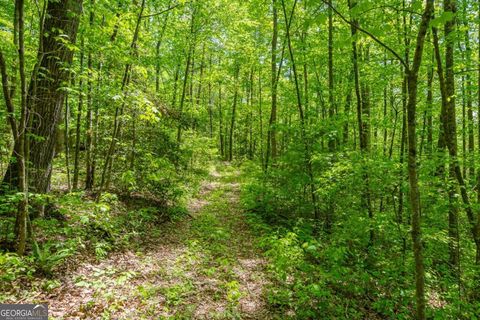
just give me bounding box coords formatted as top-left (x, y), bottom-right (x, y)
top-left (321, 0), bottom-right (407, 69)
top-left (141, 4), bottom-right (180, 18)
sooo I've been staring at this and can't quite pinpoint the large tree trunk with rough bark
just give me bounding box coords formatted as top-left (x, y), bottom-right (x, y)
top-left (28, 0), bottom-right (83, 193)
top-left (2, 0), bottom-right (83, 194)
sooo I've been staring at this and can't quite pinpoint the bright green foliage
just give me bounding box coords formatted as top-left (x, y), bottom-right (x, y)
top-left (242, 153), bottom-right (480, 318)
top-left (1, 0), bottom-right (480, 318)
top-left (32, 242), bottom-right (73, 276)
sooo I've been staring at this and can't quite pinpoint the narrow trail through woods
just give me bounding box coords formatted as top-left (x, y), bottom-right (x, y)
top-left (41, 164), bottom-right (270, 319)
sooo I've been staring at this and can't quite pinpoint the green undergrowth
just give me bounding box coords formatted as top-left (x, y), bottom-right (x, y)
top-left (142, 166), bottom-right (249, 318)
top-left (72, 164), bottom-right (262, 319)
top-left (239, 160), bottom-right (480, 320)
top-left (0, 159), bottom-right (213, 303)
top-left (1, 193), bottom-right (180, 302)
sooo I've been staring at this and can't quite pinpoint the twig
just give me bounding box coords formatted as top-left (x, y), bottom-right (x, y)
top-left (320, 0), bottom-right (408, 69)
top-left (141, 4), bottom-right (180, 19)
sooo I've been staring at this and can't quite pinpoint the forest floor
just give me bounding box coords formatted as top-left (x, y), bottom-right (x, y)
top-left (37, 164), bottom-right (271, 319)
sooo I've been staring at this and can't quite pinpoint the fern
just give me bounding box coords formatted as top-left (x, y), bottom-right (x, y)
top-left (32, 242), bottom-right (72, 275)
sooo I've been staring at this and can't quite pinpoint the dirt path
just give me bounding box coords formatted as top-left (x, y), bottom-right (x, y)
top-left (42, 164), bottom-right (270, 319)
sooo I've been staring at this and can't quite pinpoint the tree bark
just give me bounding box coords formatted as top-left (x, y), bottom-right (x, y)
top-left (328, 0), bottom-right (335, 151)
top-left (405, 1), bottom-right (434, 318)
top-left (0, 0), bottom-right (29, 255)
top-left (73, 40), bottom-right (84, 190)
top-left (228, 65), bottom-right (240, 162)
top-left (433, 3), bottom-right (480, 269)
top-left (266, 0), bottom-right (278, 170)
top-left (463, 1), bottom-right (474, 179)
top-left (64, 91), bottom-right (71, 191)
top-left (218, 83), bottom-right (224, 157)
top-left (97, 0), bottom-right (145, 199)
top-left (85, 0), bottom-right (95, 191)
top-left (176, 7), bottom-right (196, 144)
top-left (26, 0), bottom-right (83, 194)
top-left (348, 0), bottom-right (373, 244)
top-left (281, 0), bottom-right (319, 221)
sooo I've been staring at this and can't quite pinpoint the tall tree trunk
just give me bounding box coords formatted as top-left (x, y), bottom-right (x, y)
top-left (16, 0), bottom-right (28, 255)
top-left (176, 8), bottom-right (195, 143)
top-left (348, 0), bottom-right (373, 244)
top-left (266, 0), bottom-right (278, 170)
top-left (281, 0), bottom-right (319, 221)
top-left (154, 0), bottom-right (172, 94)
top-left (461, 0), bottom-right (474, 179)
top-left (444, 0), bottom-right (460, 271)
top-left (248, 69), bottom-right (254, 159)
top-left (328, 0), bottom-right (335, 151)
top-left (176, 47), bottom-right (192, 143)
top-left (258, 69), bottom-right (264, 168)
top-left (90, 61), bottom-right (102, 192)
top-left (218, 83), bottom-right (224, 157)
top-left (228, 65), bottom-right (240, 162)
top-left (196, 43), bottom-right (205, 108)
top-left (73, 40), bottom-right (84, 190)
top-left (2, 0), bottom-right (83, 193)
top-left (397, 2), bottom-right (410, 263)
top-left (425, 52), bottom-right (434, 157)
top-left (26, 0), bottom-right (83, 194)
top-left (129, 109), bottom-right (136, 170)
top-left (64, 92), bottom-right (71, 192)
top-left (405, 1), bottom-right (434, 318)
top-left (382, 56), bottom-right (388, 156)
top-left (476, 0), bottom-right (480, 266)
top-left (97, 0), bottom-right (145, 200)
top-left (434, 1), bottom-right (480, 270)
top-left (0, 0), bottom-right (30, 255)
top-left (208, 55), bottom-right (213, 138)
top-left (85, 0), bottom-right (95, 191)
top-left (172, 63), bottom-right (180, 108)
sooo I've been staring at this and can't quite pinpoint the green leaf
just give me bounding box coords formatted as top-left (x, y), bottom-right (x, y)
top-left (430, 11), bottom-right (455, 27)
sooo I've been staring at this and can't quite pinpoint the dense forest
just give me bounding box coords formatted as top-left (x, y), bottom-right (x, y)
top-left (0, 0), bottom-right (480, 318)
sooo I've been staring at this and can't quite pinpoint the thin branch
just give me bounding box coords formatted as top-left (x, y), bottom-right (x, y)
top-left (141, 4), bottom-right (180, 18)
top-left (362, 5), bottom-right (422, 17)
top-left (275, 38), bottom-right (286, 87)
top-left (321, 0), bottom-right (407, 69)
top-left (454, 68), bottom-right (480, 75)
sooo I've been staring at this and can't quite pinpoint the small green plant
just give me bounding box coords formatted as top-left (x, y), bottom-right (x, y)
top-left (119, 170), bottom-right (137, 193)
top-left (225, 280), bottom-right (243, 304)
top-left (41, 279), bottom-right (61, 292)
top-left (162, 282), bottom-right (194, 306)
top-left (137, 284), bottom-right (161, 301)
top-left (167, 205), bottom-right (189, 220)
top-left (32, 242), bottom-right (72, 276)
top-left (0, 252), bottom-right (34, 283)
top-left (94, 241), bottom-right (111, 260)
